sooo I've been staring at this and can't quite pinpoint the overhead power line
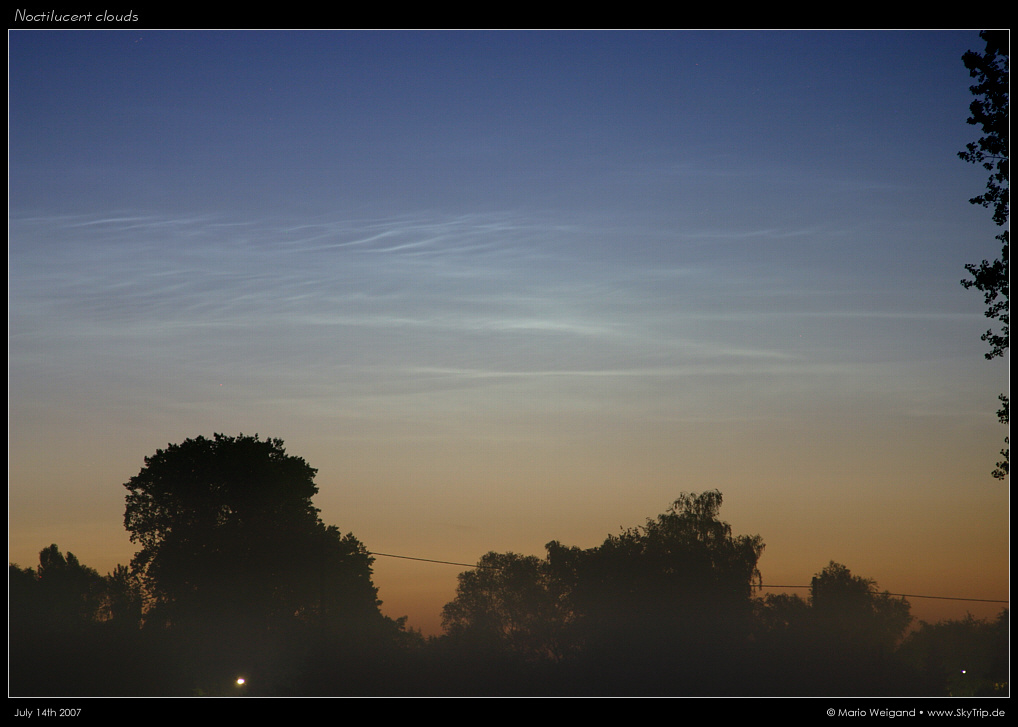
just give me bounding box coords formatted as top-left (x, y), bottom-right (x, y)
top-left (369, 551), bottom-right (1009, 605)
top-left (369, 551), bottom-right (478, 569)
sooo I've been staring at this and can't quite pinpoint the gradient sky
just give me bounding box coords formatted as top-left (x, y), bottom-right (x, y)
top-left (9, 30), bottom-right (1008, 635)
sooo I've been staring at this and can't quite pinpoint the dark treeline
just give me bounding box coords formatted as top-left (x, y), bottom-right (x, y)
top-left (8, 435), bottom-right (1008, 696)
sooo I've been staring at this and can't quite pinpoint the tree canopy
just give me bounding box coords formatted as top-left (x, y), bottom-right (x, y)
top-left (960, 32), bottom-right (1009, 236)
top-left (442, 491), bottom-right (765, 664)
top-left (958, 30), bottom-right (1009, 479)
top-left (10, 545), bottom-right (107, 632)
top-left (548, 490), bottom-right (764, 650)
top-left (810, 561), bottom-right (912, 653)
top-left (959, 29), bottom-right (1009, 357)
top-left (441, 551), bottom-right (567, 660)
top-left (123, 433), bottom-right (380, 631)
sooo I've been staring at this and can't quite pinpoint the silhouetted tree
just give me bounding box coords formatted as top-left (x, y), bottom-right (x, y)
top-left (899, 610), bottom-right (1009, 696)
top-left (547, 491), bottom-right (764, 647)
top-left (748, 565), bottom-right (915, 696)
top-left (437, 492), bottom-right (765, 694)
top-left (10, 545), bottom-right (107, 631)
top-left (960, 30), bottom-right (1009, 358)
top-left (123, 434), bottom-right (381, 635)
top-left (992, 393), bottom-right (1009, 480)
top-left (959, 30), bottom-right (1009, 479)
top-left (441, 551), bottom-right (569, 661)
top-left (754, 591), bottom-right (811, 636)
top-left (120, 433), bottom-right (401, 695)
top-left (97, 564), bottom-right (144, 629)
top-left (810, 561), bottom-right (911, 654)
top-left (542, 492), bottom-right (766, 694)
top-left (9, 546), bottom-right (152, 695)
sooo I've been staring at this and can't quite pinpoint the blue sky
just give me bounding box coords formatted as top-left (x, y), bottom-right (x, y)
top-left (9, 30), bottom-right (1008, 633)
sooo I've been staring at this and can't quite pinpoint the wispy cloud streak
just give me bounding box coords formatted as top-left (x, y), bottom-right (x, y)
top-left (10, 207), bottom-right (985, 429)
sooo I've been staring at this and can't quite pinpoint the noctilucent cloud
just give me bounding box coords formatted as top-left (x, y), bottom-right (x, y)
top-left (9, 30), bottom-right (1008, 634)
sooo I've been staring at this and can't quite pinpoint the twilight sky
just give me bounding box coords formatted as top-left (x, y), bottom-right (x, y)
top-left (8, 30), bottom-right (1008, 634)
